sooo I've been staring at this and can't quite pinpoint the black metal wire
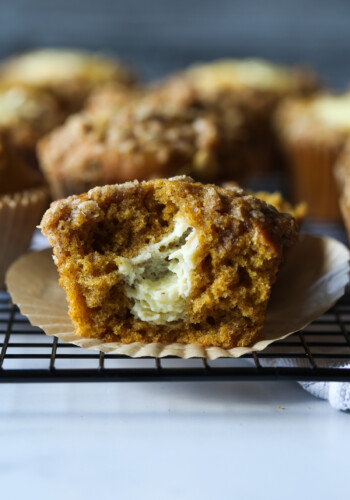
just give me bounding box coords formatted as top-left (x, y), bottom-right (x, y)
top-left (297, 331), bottom-right (317, 369)
top-left (1, 290), bottom-right (350, 383)
top-left (0, 304), bottom-right (15, 369)
top-left (49, 336), bottom-right (58, 371)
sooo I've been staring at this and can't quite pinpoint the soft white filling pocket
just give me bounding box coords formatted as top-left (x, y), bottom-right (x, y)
top-left (117, 218), bottom-right (199, 324)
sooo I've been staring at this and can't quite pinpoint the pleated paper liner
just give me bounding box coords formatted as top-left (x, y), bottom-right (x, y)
top-left (0, 186), bottom-right (49, 289)
top-left (284, 139), bottom-right (343, 221)
top-left (6, 233), bottom-right (350, 360)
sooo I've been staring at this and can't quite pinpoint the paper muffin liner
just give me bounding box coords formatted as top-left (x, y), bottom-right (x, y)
top-left (339, 195), bottom-right (350, 242)
top-left (6, 233), bottom-right (350, 360)
top-left (282, 139), bottom-right (343, 221)
top-left (334, 144), bottom-right (350, 241)
top-left (0, 186), bottom-right (49, 289)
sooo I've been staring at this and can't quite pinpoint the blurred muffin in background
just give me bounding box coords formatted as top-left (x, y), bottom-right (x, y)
top-left (168, 59), bottom-right (321, 178)
top-left (334, 139), bottom-right (350, 239)
top-left (37, 83), bottom-right (251, 199)
top-left (275, 92), bottom-right (350, 220)
top-left (0, 49), bottom-right (137, 166)
top-left (0, 49), bottom-right (137, 115)
top-left (182, 59), bottom-right (318, 98)
top-left (0, 138), bottom-right (49, 288)
top-left (0, 85), bottom-right (65, 165)
top-left (85, 83), bottom-right (142, 116)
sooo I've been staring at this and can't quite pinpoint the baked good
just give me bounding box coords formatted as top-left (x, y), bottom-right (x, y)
top-left (40, 176), bottom-right (298, 348)
top-left (0, 138), bottom-right (49, 288)
top-left (334, 139), bottom-right (350, 237)
top-left (85, 83), bottom-right (141, 115)
top-left (0, 49), bottom-right (136, 114)
top-left (182, 58), bottom-right (318, 97)
top-left (275, 92), bottom-right (350, 220)
top-left (169, 59), bottom-right (320, 178)
top-left (252, 191), bottom-right (307, 226)
top-left (37, 84), bottom-right (250, 198)
top-left (223, 182), bottom-right (307, 225)
top-left (0, 85), bottom-right (65, 164)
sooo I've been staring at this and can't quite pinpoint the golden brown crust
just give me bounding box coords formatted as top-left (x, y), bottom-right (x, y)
top-left (41, 177), bottom-right (298, 348)
top-left (223, 182), bottom-right (307, 225)
top-left (253, 191), bottom-right (307, 225)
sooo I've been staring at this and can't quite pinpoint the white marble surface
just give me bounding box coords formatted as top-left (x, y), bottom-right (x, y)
top-left (0, 380), bottom-right (349, 500)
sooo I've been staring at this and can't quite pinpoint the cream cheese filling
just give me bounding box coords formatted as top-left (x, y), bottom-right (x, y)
top-left (117, 218), bottom-right (199, 324)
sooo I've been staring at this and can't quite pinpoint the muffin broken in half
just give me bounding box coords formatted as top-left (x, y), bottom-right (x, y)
top-left (41, 177), bottom-right (298, 348)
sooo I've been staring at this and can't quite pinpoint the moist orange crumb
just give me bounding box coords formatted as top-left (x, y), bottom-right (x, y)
top-left (41, 176), bottom-right (298, 348)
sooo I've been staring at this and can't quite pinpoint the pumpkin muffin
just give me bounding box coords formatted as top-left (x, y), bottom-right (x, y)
top-left (0, 138), bottom-right (49, 288)
top-left (0, 49), bottom-right (136, 115)
top-left (275, 92), bottom-right (350, 220)
top-left (334, 139), bottom-right (350, 238)
top-left (0, 85), bottom-right (65, 165)
top-left (40, 176), bottom-right (298, 348)
top-left (171, 58), bottom-right (320, 178)
top-left (38, 84), bottom-right (250, 198)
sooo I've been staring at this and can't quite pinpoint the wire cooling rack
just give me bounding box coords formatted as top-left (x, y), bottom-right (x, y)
top-left (1, 289), bottom-right (350, 383)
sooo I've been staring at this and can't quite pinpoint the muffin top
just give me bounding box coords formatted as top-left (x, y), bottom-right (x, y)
top-left (0, 85), bottom-right (64, 148)
top-left (298, 94), bottom-right (350, 130)
top-left (182, 59), bottom-right (319, 95)
top-left (223, 182), bottom-right (307, 225)
top-left (0, 49), bottom-right (135, 88)
top-left (275, 92), bottom-right (350, 142)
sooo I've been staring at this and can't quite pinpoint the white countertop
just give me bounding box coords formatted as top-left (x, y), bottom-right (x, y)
top-left (1, 380), bottom-right (349, 500)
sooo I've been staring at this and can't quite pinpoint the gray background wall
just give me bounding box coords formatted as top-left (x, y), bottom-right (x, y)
top-left (0, 0), bottom-right (349, 87)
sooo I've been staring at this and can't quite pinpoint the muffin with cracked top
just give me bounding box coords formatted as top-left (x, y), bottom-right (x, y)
top-left (38, 83), bottom-right (251, 198)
